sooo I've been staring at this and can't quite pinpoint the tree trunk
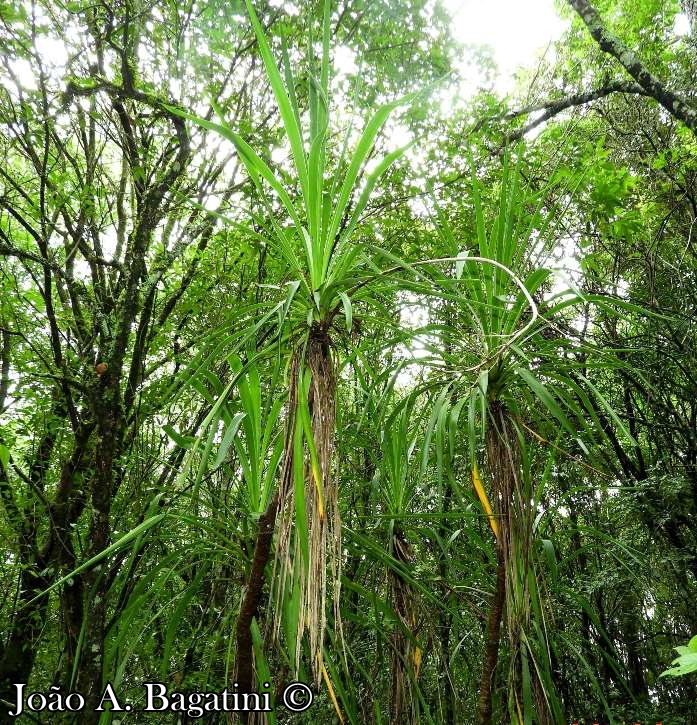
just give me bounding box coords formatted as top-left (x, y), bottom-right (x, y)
top-left (0, 419), bottom-right (93, 705)
top-left (0, 566), bottom-right (49, 708)
top-left (233, 350), bottom-right (301, 722)
top-left (75, 390), bottom-right (123, 718)
top-left (233, 489), bottom-right (281, 719)
top-left (389, 528), bottom-right (418, 725)
top-left (476, 553), bottom-right (506, 725)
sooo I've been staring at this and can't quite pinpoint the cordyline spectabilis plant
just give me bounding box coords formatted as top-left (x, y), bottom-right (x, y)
top-left (378, 397), bottom-right (423, 725)
top-left (418, 158), bottom-right (639, 724)
top-left (173, 0), bottom-right (415, 701)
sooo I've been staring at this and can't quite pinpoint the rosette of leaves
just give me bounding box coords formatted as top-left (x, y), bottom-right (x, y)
top-left (170, 0), bottom-right (415, 698)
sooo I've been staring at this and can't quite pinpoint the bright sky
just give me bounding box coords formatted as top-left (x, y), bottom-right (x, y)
top-left (444, 0), bottom-right (568, 94)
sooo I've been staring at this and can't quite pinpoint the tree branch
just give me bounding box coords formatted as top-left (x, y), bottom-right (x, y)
top-left (567, 0), bottom-right (697, 134)
top-left (502, 80), bottom-right (651, 142)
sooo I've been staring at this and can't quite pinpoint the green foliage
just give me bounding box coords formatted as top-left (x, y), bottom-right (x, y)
top-left (1, 0), bottom-right (697, 723)
top-left (662, 636), bottom-right (697, 678)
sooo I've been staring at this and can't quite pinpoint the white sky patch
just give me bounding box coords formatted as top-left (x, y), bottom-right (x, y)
top-left (547, 237), bottom-right (592, 333)
top-left (271, 146), bottom-right (287, 164)
top-left (395, 294), bottom-right (434, 388)
top-left (444, 0), bottom-right (568, 95)
top-left (269, 0), bottom-right (300, 15)
top-left (385, 121), bottom-right (413, 153)
top-left (102, 227), bottom-right (118, 258)
top-left (674, 12), bottom-right (690, 36)
top-left (169, 76), bottom-right (182, 100)
top-left (35, 34), bottom-right (69, 67)
top-left (334, 45), bottom-right (358, 76)
top-left (204, 193), bottom-right (223, 212)
top-left (6, 57), bottom-right (37, 91)
top-left (549, 236), bottom-right (582, 298)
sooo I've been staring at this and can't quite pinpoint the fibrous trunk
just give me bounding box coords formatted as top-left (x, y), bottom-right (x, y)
top-left (479, 401), bottom-right (552, 724)
top-left (477, 400), bottom-right (516, 725)
top-left (477, 552), bottom-right (506, 725)
top-left (274, 325), bottom-right (341, 685)
top-left (389, 528), bottom-right (419, 725)
top-left (234, 324), bottom-right (341, 713)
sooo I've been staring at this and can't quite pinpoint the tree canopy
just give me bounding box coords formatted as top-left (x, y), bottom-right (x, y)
top-left (1, 0), bottom-right (696, 723)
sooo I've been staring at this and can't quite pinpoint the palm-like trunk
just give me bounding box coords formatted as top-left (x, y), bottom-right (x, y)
top-left (234, 489), bottom-right (282, 725)
top-left (234, 323), bottom-right (341, 708)
top-left (479, 400), bottom-right (553, 725)
top-left (438, 476), bottom-right (455, 724)
top-left (389, 528), bottom-right (419, 725)
top-left (477, 553), bottom-right (506, 725)
top-left (274, 324), bottom-right (341, 684)
top-left (477, 401), bottom-right (517, 724)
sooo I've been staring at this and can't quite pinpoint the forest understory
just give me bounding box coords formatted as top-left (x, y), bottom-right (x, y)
top-left (1, 0), bottom-right (697, 723)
